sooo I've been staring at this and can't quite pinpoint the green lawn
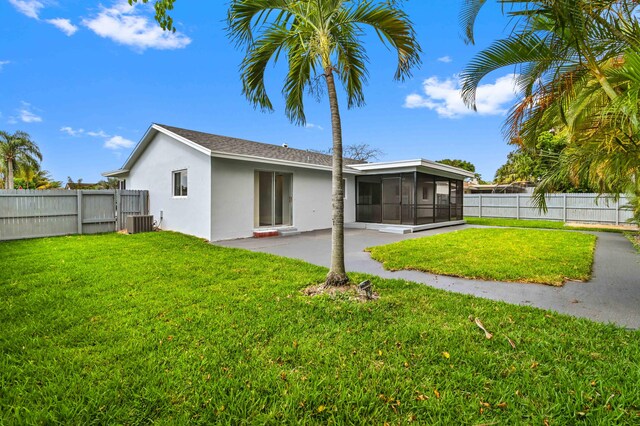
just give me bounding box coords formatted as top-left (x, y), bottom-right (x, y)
top-left (1, 232), bottom-right (638, 424)
top-left (466, 217), bottom-right (628, 233)
top-left (367, 228), bottom-right (596, 285)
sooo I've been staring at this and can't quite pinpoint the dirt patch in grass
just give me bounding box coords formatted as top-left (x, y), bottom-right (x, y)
top-left (566, 222), bottom-right (638, 231)
top-left (302, 283), bottom-right (379, 302)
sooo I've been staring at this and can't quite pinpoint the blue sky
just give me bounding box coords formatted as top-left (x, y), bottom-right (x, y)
top-left (1, 0), bottom-right (516, 183)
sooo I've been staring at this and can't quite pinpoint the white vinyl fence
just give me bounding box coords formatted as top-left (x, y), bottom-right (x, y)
top-left (464, 193), bottom-right (634, 225)
top-left (0, 190), bottom-right (149, 241)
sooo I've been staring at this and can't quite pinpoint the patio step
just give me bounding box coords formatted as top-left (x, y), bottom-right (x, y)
top-left (379, 227), bottom-right (413, 235)
top-left (279, 228), bottom-right (300, 237)
top-left (253, 230), bottom-right (279, 238)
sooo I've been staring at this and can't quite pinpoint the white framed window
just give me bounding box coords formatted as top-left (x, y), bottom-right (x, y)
top-left (343, 178), bottom-right (347, 199)
top-left (172, 169), bottom-right (188, 197)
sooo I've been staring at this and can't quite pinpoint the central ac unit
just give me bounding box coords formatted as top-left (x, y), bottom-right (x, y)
top-left (126, 215), bottom-right (154, 234)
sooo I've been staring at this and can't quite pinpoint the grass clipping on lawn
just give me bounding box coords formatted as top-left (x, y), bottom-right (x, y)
top-left (367, 228), bottom-right (596, 286)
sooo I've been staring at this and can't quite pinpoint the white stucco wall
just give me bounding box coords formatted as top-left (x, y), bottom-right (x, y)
top-left (210, 157), bottom-right (356, 241)
top-left (126, 132), bottom-right (212, 239)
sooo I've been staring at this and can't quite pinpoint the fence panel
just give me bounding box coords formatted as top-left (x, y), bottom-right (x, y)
top-left (118, 190), bottom-right (149, 230)
top-left (464, 193), bottom-right (633, 225)
top-left (82, 191), bottom-right (118, 235)
top-left (0, 189), bottom-right (149, 241)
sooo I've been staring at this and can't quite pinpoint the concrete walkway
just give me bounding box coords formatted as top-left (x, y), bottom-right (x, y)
top-left (217, 225), bottom-right (640, 329)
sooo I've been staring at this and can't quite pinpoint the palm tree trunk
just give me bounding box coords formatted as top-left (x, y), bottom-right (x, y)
top-left (6, 160), bottom-right (14, 190)
top-left (324, 68), bottom-right (349, 287)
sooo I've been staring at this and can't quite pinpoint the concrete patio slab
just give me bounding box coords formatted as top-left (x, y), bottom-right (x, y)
top-left (216, 225), bottom-right (640, 329)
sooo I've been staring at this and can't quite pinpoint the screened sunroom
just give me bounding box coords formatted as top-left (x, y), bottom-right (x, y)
top-left (348, 160), bottom-right (473, 227)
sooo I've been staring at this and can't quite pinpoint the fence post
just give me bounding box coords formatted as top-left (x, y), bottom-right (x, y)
top-left (616, 198), bottom-right (620, 226)
top-left (563, 194), bottom-right (568, 223)
top-left (116, 190), bottom-right (122, 231)
top-left (516, 194), bottom-right (520, 220)
top-left (77, 190), bottom-right (83, 235)
top-left (479, 194), bottom-right (483, 218)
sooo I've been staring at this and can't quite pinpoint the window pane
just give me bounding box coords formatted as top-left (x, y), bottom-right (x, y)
top-left (174, 172), bottom-right (181, 196)
top-left (181, 171), bottom-right (188, 196)
top-left (275, 174), bottom-right (283, 225)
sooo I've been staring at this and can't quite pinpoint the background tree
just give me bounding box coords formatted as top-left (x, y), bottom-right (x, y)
top-left (97, 178), bottom-right (120, 190)
top-left (0, 131), bottom-right (42, 190)
top-left (436, 159), bottom-right (475, 173)
top-left (493, 132), bottom-right (594, 192)
top-left (316, 143), bottom-right (384, 162)
top-left (343, 143), bottom-right (384, 162)
top-left (13, 168), bottom-right (62, 190)
top-left (33, 170), bottom-right (62, 189)
top-left (436, 158), bottom-right (487, 182)
top-left (460, 0), bottom-right (640, 207)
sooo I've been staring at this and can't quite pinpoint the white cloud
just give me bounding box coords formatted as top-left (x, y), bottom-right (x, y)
top-left (9, 0), bottom-right (44, 19)
top-left (404, 74), bottom-right (518, 119)
top-left (104, 135), bottom-right (134, 150)
top-left (437, 56), bottom-right (452, 63)
top-left (0, 60), bottom-right (10, 71)
top-left (10, 0), bottom-right (78, 37)
top-left (87, 130), bottom-right (109, 138)
top-left (305, 123), bottom-right (324, 131)
top-left (83, 1), bottom-right (191, 51)
top-left (46, 18), bottom-right (78, 36)
top-left (19, 102), bottom-right (43, 123)
top-left (60, 126), bottom-right (84, 136)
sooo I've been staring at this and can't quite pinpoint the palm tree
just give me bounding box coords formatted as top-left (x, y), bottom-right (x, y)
top-left (227, 0), bottom-right (421, 285)
top-left (459, 0), bottom-right (640, 207)
top-left (0, 131), bottom-right (42, 190)
top-left (128, 0), bottom-right (421, 285)
top-left (33, 170), bottom-right (62, 189)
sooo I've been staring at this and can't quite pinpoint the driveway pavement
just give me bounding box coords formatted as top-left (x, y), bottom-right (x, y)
top-left (217, 225), bottom-right (640, 329)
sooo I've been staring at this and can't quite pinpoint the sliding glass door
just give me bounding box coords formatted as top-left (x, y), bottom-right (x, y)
top-left (256, 171), bottom-right (292, 227)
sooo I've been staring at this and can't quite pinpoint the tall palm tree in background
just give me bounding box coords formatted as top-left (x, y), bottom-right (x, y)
top-left (227, 0), bottom-right (421, 285)
top-left (133, 0), bottom-right (421, 286)
top-left (0, 131), bottom-right (42, 190)
top-left (459, 0), bottom-right (640, 208)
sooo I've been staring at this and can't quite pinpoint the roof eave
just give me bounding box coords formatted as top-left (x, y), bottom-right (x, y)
top-left (102, 169), bottom-right (130, 178)
top-left (350, 159), bottom-right (475, 179)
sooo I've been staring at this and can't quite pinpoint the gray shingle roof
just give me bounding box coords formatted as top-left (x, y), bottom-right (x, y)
top-left (157, 124), bottom-right (365, 167)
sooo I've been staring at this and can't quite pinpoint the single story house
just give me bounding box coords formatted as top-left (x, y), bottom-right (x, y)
top-left (103, 124), bottom-right (474, 241)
